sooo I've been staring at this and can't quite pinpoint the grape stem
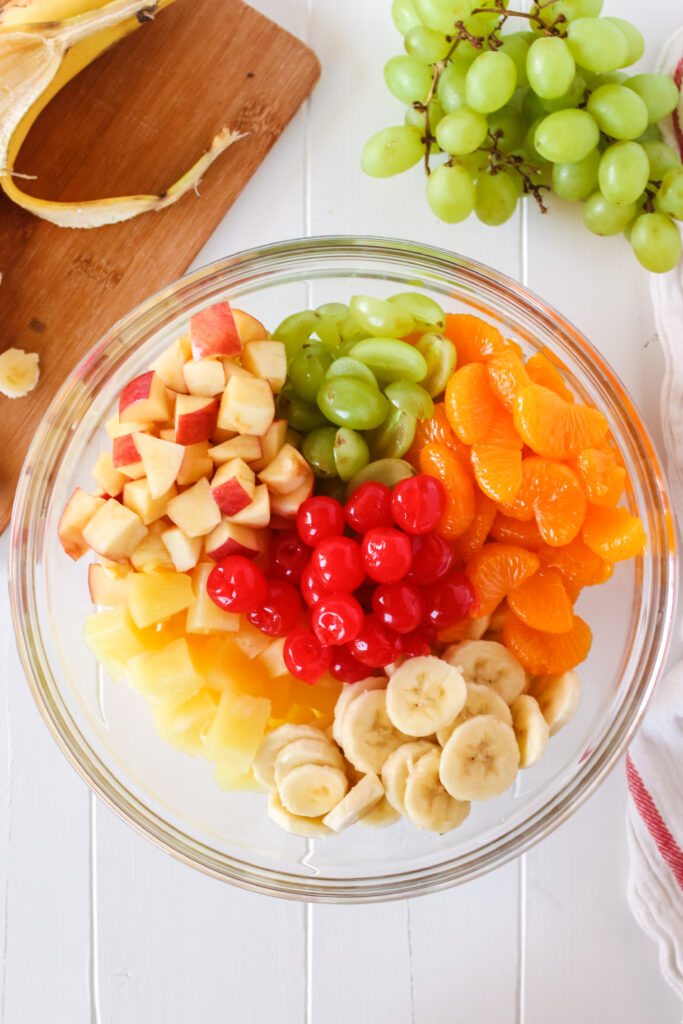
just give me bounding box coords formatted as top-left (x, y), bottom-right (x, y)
top-left (418, 37), bottom-right (463, 176)
top-left (469, 0), bottom-right (568, 46)
top-left (484, 129), bottom-right (550, 213)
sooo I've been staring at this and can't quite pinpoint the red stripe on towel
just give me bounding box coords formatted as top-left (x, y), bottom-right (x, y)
top-left (627, 753), bottom-right (683, 891)
top-left (673, 58), bottom-right (683, 160)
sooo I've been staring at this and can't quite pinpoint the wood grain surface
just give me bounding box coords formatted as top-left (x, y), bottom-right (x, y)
top-left (0, 0), bottom-right (320, 531)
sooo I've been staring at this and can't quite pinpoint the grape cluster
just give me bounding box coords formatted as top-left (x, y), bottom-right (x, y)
top-left (361, 0), bottom-right (683, 274)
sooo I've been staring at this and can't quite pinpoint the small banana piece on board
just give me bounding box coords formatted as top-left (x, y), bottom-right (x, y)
top-left (278, 764), bottom-right (348, 819)
top-left (381, 740), bottom-right (438, 815)
top-left (403, 748), bottom-right (470, 833)
top-left (386, 655), bottom-right (466, 737)
top-left (510, 695), bottom-right (549, 769)
top-left (332, 676), bottom-right (387, 747)
top-left (338, 689), bottom-right (409, 775)
top-left (273, 737), bottom-right (345, 789)
top-left (0, 346), bottom-right (39, 397)
top-left (252, 724), bottom-right (327, 791)
top-left (443, 640), bottom-right (526, 705)
top-left (357, 796), bottom-right (401, 829)
top-left (267, 792), bottom-right (332, 839)
top-left (322, 772), bottom-right (384, 833)
top-left (528, 670), bottom-right (581, 736)
top-left (436, 682), bottom-right (512, 747)
top-left (439, 714), bottom-right (520, 802)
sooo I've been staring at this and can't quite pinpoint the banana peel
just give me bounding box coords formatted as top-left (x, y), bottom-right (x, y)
top-left (0, 0), bottom-right (243, 228)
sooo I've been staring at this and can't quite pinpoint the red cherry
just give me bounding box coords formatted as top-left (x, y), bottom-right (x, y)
top-left (310, 536), bottom-right (365, 592)
top-left (400, 626), bottom-right (433, 659)
top-left (207, 555), bottom-right (267, 613)
top-left (269, 530), bottom-right (310, 584)
top-left (349, 615), bottom-right (398, 668)
top-left (300, 563), bottom-right (327, 608)
top-left (421, 572), bottom-right (476, 628)
top-left (283, 628), bottom-right (331, 684)
top-left (405, 532), bottom-right (454, 586)
top-left (329, 646), bottom-right (371, 683)
top-left (361, 527), bottom-right (412, 584)
top-left (247, 580), bottom-right (302, 637)
top-left (345, 481), bottom-right (393, 533)
top-left (372, 581), bottom-right (423, 634)
top-left (296, 496), bottom-right (346, 546)
top-left (354, 580), bottom-right (376, 611)
top-left (391, 473), bottom-right (446, 534)
top-left (312, 593), bottom-right (364, 646)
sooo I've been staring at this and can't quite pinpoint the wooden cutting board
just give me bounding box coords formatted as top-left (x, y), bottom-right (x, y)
top-left (0, 0), bottom-right (320, 532)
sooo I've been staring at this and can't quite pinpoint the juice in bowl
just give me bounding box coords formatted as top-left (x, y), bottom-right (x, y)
top-left (10, 238), bottom-right (675, 900)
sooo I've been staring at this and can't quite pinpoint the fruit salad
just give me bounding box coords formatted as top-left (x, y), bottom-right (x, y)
top-left (59, 294), bottom-right (646, 838)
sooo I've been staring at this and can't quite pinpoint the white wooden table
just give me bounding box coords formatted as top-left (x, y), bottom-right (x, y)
top-left (2, 0), bottom-right (683, 1019)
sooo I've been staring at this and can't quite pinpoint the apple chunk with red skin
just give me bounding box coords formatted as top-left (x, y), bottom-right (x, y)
top-left (133, 432), bottom-right (184, 498)
top-left (166, 477), bottom-right (221, 537)
top-left (242, 341), bottom-right (287, 394)
top-left (232, 309), bottom-right (268, 344)
top-left (210, 458), bottom-right (255, 515)
top-left (123, 479), bottom-right (177, 525)
top-left (161, 526), bottom-right (203, 572)
top-left (250, 419), bottom-right (287, 472)
top-left (224, 483), bottom-right (270, 528)
top-left (88, 563), bottom-right (131, 605)
top-left (258, 443), bottom-right (311, 495)
top-left (190, 301), bottom-right (242, 360)
top-left (177, 442), bottom-right (213, 486)
top-left (112, 434), bottom-right (146, 480)
top-left (217, 375), bottom-right (274, 437)
top-left (82, 499), bottom-right (148, 563)
top-left (208, 435), bottom-right (262, 464)
top-left (269, 474), bottom-right (314, 519)
top-left (182, 357), bottom-right (225, 397)
top-left (58, 488), bottom-right (106, 559)
top-left (119, 371), bottom-right (170, 423)
top-left (203, 520), bottom-right (264, 561)
top-left (92, 451), bottom-right (126, 498)
top-left (150, 335), bottom-right (191, 393)
top-left (175, 394), bottom-right (219, 445)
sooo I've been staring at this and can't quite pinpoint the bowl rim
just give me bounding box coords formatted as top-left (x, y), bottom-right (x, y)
top-left (9, 234), bottom-right (677, 902)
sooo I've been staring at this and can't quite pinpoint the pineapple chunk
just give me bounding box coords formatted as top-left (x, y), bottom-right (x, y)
top-left (205, 689), bottom-right (271, 773)
top-left (213, 762), bottom-right (266, 793)
top-left (150, 688), bottom-right (219, 756)
top-left (186, 563), bottom-right (240, 634)
top-left (255, 636), bottom-right (288, 677)
top-left (127, 571), bottom-right (194, 629)
top-left (83, 606), bottom-right (148, 681)
top-left (127, 638), bottom-right (201, 699)
top-left (231, 618), bottom-right (271, 659)
top-left (130, 530), bottom-right (175, 573)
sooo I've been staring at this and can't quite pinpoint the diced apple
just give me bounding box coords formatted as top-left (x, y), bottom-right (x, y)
top-left (83, 606), bottom-right (148, 680)
top-left (159, 427), bottom-right (176, 442)
top-left (241, 340), bottom-right (287, 394)
top-left (127, 637), bottom-right (201, 698)
top-left (111, 434), bottom-right (146, 479)
top-left (221, 360), bottom-right (255, 382)
top-left (126, 570), bottom-right (194, 628)
top-left (123, 478), bottom-right (177, 525)
top-left (129, 529), bottom-right (175, 573)
top-left (164, 388), bottom-right (178, 417)
top-left (88, 563), bottom-right (131, 606)
top-left (58, 488), bottom-right (106, 560)
top-left (232, 618), bottom-right (271, 659)
top-left (175, 394), bottom-right (219, 445)
top-left (81, 499), bottom-right (148, 563)
top-left (268, 474), bottom-right (314, 519)
top-left (150, 689), bottom-right (219, 756)
top-left (232, 308), bottom-right (268, 344)
top-left (133, 432), bottom-right (184, 498)
top-left (182, 357), bottom-right (225, 397)
top-left (119, 370), bottom-right (170, 423)
top-left (150, 336), bottom-right (191, 393)
top-left (217, 375), bottom-right (274, 437)
top-left (250, 419), bottom-right (287, 472)
top-left (190, 301), bottom-right (242, 359)
top-left (204, 689), bottom-right (271, 773)
top-left (177, 442), bottom-right (213, 486)
top-left (224, 484), bottom-right (270, 527)
top-left (166, 477), bottom-right (221, 537)
top-left (258, 443), bottom-right (311, 495)
top-left (161, 526), bottom-right (203, 573)
top-left (208, 435), bottom-right (262, 464)
top-left (91, 450), bottom-right (125, 498)
top-left (210, 458), bottom-right (255, 515)
top-left (105, 415), bottom-right (155, 439)
top-left (255, 637), bottom-right (289, 678)
top-left (186, 563), bottom-right (240, 634)
top-left (204, 520), bottom-right (262, 560)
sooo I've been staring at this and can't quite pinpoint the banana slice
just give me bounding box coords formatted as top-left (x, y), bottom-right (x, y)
top-left (332, 677), bottom-right (387, 747)
top-left (443, 640), bottom-right (526, 705)
top-left (253, 724), bottom-right (328, 791)
top-left (339, 689), bottom-right (410, 774)
top-left (267, 792), bottom-right (332, 837)
top-left (278, 764), bottom-right (348, 818)
top-left (404, 749), bottom-right (471, 833)
top-left (274, 737), bottom-right (345, 789)
top-left (386, 656), bottom-right (467, 736)
top-left (439, 714), bottom-right (520, 801)
top-left (384, 657), bottom-right (405, 677)
top-left (510, 695), bottom-right (549, 769)
top-left (323, 772), bottom-right (385, 832)
top-left (528, 670), bottom-right (581, 736)
top-left (381, 740), bottom-right (438, 814)
top-left (357, 796), bottom-right (402, 828)
top-left (0, 347), bottom-right (39, 398)
top-left (436, 682), bottom-right (513, 746)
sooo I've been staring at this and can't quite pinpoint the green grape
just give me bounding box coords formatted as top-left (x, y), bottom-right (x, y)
top-left (536, 0), bottom-right (603, 25)
top-left (273, 310), bottom-right (319, 354)
top-left (361, 126), bottom-right (425, 177)
top-left (435, 110), bottom-right (489, 155)
top-left (314, 303), bottom-right (349, 347)
top-left (278, 392), bottom-right (328, 432)
top-left (334, 428), bottom-right (370, 482)
top-left (288, 343), bottom-right (333, 403)
top-left (460, 149), bottom-right (490, 176)
top-left (405, 97), bottom-right (445, 133)
top-left (426, 162), bottom-right (476, 221)
top-left (552, 149), bottom-right (600, 201)
top-left (527, 37), bottom-right (576, 100)
top-left (385, 380), bottom-right (434, 418)
top-left (630, 213), bottom-right (682, 273)
top-left (384, 55), bottom-right (433, 104)
top-left (316, 477), bottom-right (349, 504)
top-left (525, 117), bottom-right (545, 157)
top-left (603, 18), bottom-right (645, 67)
top-left (522, 89), bottom-right (547, 123)
top-left (389, 292), bottom-right (446, 330)
top-left (347, 458), bottom-right (416, 499)
top-left (497, 33), bottom-right (530, 88)
top-left (465, 0), bottom-right (508, 34)
top-left (350, 338), bottom-right (428, 382)
top-left (415, 332), bottom-right (457, 396)
top-left (656, 168), bottom-right (683, 221)
top-left (392, 0), bottom-right (421, 34)
top-left (566, 18), bottom-right (629, 73)
top-left (285, 426), bottom-right (303, 450)
top-left (586, 85), bottom-right (649, 141)
top-left (437, 60), bottom-right (469, 113)
top-left (599, 142), bottom-right (650, 206)
top-left (588, 71), bottom-right (627, 89)
top-left (336, 338), bottom-right (364, 357)
top-left (637, 124), bottom-right (664, 145)
top-left (534, 109), bottom-right (599, 163)
top-left (643, 142), bottom-right (681, 182)
top-left (466, 51), bottom-right (517, 114)
top-left (414, 0), bottom-right (474, 34)
top-left (486, 106), bottom-right (524, 151)
top-left (367, 408), bottom-right (418, 460)
top-left (583, 191), bottom-right (637, 235)
top-left (317, 376), bottom-right (390, 430)
top-left (302, 427), bottom-right (338, 478)
top-left (405, 25), bottom-right (451, 63)
top-left (539, 74), bottom-right (587, 114)
top-left (317, 302), bottom-right (349, 323)
top-left (326, 357), bottom-right (378, 387)
top-left (475, 171), bottom-right (518, 226)
top-left (626, 74), bottom-right (680, 125)
top-left (349, 294), bottom-right (415, 338)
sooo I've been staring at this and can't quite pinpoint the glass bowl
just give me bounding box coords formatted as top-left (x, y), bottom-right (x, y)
top-left (9, 236), bottom-right (676, 902)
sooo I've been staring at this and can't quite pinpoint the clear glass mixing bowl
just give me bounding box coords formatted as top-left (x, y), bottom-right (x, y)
top-left (9, 236), bottom-right (676, 902)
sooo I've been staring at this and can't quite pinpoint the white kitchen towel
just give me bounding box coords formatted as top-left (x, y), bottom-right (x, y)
top-left (626, 25), bottom-right (683, 1003)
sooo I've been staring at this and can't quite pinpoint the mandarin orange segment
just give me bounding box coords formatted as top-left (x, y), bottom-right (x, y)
top-left (466, 542), bottom-right (540, 617)
top-left (435, 619), bottom-right (472, 645)
top-left (471, 444), bottom-right (523, 503)
top-left (450, 490), bottom-right (497, 564)
top-left (443, 313), bottom-right (506, 363)
top-left (407, 403), bottom-right (469, 466)
top-left (513, 384), bottom-right (609, 459)
top-left (490, 513), bottom-right (544, 549)
top-left (487, 350), bottom-right (533, 411)
top-left (525, 352), bottom-right (575, 403)
top-left (419, 443), bottom-right (476, 540)
top-left (581, 505), bottom-right (647, 562)
top-left (499, 457), bottom-right (587, 545)
top-left (445, 362), bottom-right (499, 444)
top-left (571, 448), bottom-right (626, 507)
top-left (503, 613), bottom-right (592, 674)
top-left (480, 406), bottom-right (523, 449)
top-left (538, 537), bottom-right (613, 592)
top-left (507, 569), bottom-right (574, 634)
